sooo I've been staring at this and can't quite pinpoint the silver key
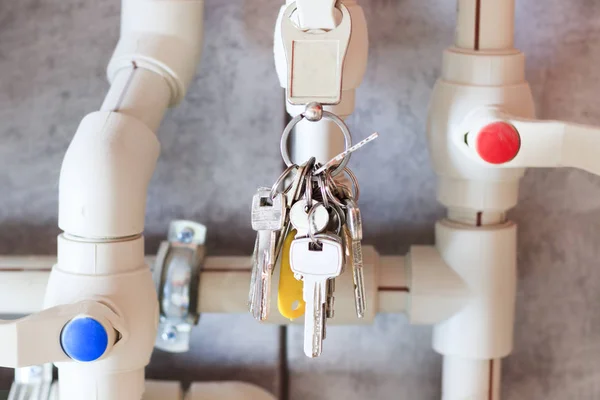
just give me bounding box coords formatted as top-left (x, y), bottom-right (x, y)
top-left (249, 234), bottom-right (260, 311)
top-left (250, 188), bottom-right (285, 320)
top-left (326, 279), bottom-right (335, 319)
top-left (345, 198), bottom-right (366, 318)
top-left (249, 230), bottom-right (276, 320)
top-left (252, 188), bottom-right (285, 231)
top-left (251, 188), bottom-right (285, 269)
top-left (272, 158), bottom-right (316, 264)
top-left (290, 234), bottom-right (344, 358)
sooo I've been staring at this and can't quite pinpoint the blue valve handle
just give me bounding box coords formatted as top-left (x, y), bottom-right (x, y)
top-left (60, 317), bottom-right (109, 362)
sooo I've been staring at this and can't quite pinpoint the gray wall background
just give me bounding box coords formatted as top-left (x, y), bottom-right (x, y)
top-left (2, 0), bottom-right (600, 399)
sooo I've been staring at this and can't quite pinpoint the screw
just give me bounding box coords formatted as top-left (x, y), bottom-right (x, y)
top-left (29, 365), bottom-right (43, 379)
top-left (177, 227), bottom-right (195, 244)
top-left (162, 326), bottom-right (178, 342)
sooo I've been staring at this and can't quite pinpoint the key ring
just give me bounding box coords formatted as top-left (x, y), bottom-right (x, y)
top-left (280, 106), bottom-right (353, 177)
top-left (323, 175), bottom-right (346, 209)
top-left (270, 164), bottom-right (298, 200)
top-left (325, 167), bottom-right (360, 203)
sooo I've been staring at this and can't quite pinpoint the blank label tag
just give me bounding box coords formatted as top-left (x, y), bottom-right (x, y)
top-left (291, 40), bottom-right (340, 100)
top-left (281, 3), bottom-right (352, 105)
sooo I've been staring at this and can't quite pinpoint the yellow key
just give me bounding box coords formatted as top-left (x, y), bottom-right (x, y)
top-left (278, 229), bottom-right (305, 320)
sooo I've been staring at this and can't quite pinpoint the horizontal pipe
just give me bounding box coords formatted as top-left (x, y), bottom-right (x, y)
top-left (455, 0), bottom-right (515, 51)
top-left (10, 380), bottom-right (278, 400)
top-left (0, 247), bottom-right (409, 322)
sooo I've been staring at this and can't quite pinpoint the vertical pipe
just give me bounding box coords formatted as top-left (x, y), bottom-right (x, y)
top-left (101, 66), bottom-right (171, 132)
top-left (442, 356), bottom-right (501, 400)
top-left (455, 0), bottom-right (515, 51)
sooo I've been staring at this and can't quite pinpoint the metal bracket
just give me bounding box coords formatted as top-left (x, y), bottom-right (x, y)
top-left (8, 364), bottom-right (55, 400)
top-left (281, 1), bottom-right (352, 105)
top-left (153, 220), bottom-right (207, 353)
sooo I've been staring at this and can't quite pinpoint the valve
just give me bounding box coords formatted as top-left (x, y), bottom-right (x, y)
top-left (471, 121), bottom-right (521, 165)
top-left (0, 300), bottom-right (120, 368)
top-left (60, 316), bottom-right (115, 362)
top-left (459, 107), bottom-right (600, 176)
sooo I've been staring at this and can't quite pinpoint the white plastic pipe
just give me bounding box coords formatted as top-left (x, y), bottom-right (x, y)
top-left (456, 0), bottom-right (515, 51)
top-left (0, 248), bottom-right (409, 323)
top-left (101, 66), bottom-right (171, 132)
top-left (143, 381), bottom-right (278, 400)
top-left (433, 220), bottom-right (517, 360)
top-left (442, 356), bottom-right (501, 400)
top-left (109, 0), bottom-right (205, 106)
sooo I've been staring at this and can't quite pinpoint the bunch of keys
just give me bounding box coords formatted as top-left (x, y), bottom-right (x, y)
top-left (249, 102), bottom-right (378, 358)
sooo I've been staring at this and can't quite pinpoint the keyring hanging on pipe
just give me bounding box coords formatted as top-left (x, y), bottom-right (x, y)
top-left (280, 103), bottom-right (353, 177)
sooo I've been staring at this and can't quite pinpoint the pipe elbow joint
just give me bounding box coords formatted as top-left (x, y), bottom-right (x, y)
top-left (59, 111), bottom-right (160, 238)
top-left (107, 0), bottom-right (204, 106)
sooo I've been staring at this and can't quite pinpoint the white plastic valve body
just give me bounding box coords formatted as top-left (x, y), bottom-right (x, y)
top-left (0, 300), bottom-right (119, 368)
top-left (427, 48), bottom-right (535, 212)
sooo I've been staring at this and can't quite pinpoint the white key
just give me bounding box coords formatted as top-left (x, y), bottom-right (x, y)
top-left (272, 158), bottom-right (315, 264)
top-left (290, 234), bottom-right (344, 358)
top-left (289, 199), bottom-right (329, 239)
top-left (345, 198), bottom-right (366, 318)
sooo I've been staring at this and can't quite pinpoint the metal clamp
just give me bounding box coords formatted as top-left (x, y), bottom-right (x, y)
top-left (153, 220), bottom-right (207, 353)
top-left (8, 364), bottom-right (55, 400)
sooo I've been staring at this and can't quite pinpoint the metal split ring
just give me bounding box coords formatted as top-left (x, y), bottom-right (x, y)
top-left (316, 174), bottom-right (330, 209)
top-left (270, 164), bottom-right (298, 200)
top-left (339, 167), bottom-right (361, 202)
top-left (280, 110), bottom-right (353, 177)
top-left (307, 202), bottom-right (323, 244)
top-left (323, 173), bottom-right (346, 208)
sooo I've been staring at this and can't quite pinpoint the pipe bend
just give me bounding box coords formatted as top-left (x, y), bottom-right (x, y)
top-left (108, 0), bottom-right (205, 106)
top-left (58, 111), bottom-right (160, 238)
